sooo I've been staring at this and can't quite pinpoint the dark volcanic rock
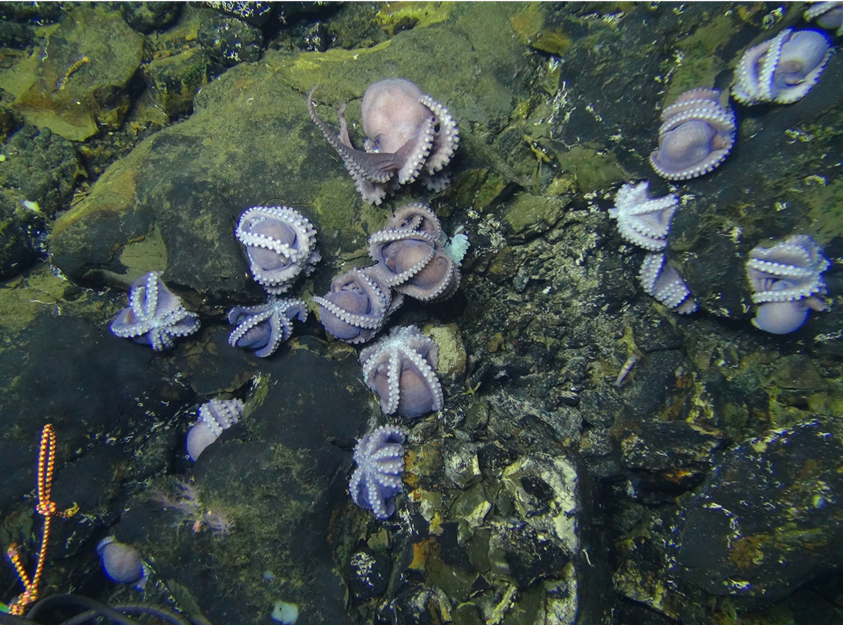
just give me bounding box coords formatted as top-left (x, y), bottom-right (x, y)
top-left (0, 313), bottom-right (192, 515)
top-left (198, 12), bottom-right (264, 68)
top-left (674, 418), bottom-right (843, 606)
top-left (0, 125), bottom-right (81, 216)
top-left (119, 1), bottom-right (182, 33)
top-left (0, 125), bottom-right (82, 277)
top-left (0, 194), bottom-right (42, 280)
top-left (143, 48), bottom-right (209, 118)
top-left (14, 5), bottom-right (145, 141)
top-left (0, 2), bottom-right (61, 22)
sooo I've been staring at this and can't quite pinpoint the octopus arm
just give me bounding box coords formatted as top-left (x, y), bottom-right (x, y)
top-left (307, 85), bottom-right (400, 183)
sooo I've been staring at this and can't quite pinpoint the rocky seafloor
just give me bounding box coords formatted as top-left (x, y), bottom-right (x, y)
top-left (1, 2), bottom-right (842, 624)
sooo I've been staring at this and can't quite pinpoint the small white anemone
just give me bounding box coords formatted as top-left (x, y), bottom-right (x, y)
top-left (440, 227), bottom-right (470, 266)
top-left (272, 601), bottom-right (299, 624)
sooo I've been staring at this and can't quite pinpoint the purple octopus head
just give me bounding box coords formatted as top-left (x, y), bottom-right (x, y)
top-left (235, 206), bottom-right (320, 294)
top-left (359, 325), bottom-right (443, 418)
top-left (650, 88), bottom-right (736, 181)
top-left (227, 296), bottom-right (307, 358)
top-left (776, 30), bottom-right (833, 92)
top-left (349, 425), bottom-right (405, 519)
top-left (97, 537), bottom-right (147, 588)
top-left (368, 203), bottom-right (460, 302)
top-left (733, 28), bottom-right (832, 105)
top-left (313, 267), bottom-right (401, 344)
top-left (805, 2), bottom-right (843, 35)
top-left (753, 300), bottom-right (813, 334)
top-left (110, 271), bottom-right (200, 351)
top-left (307, 80), bottom-right (459, 205)
top-left (186, 398), bottom-right (244, 461)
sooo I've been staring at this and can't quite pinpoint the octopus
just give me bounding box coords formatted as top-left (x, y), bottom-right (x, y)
top-left (312, 267), bottom-right (402, 345)
top-left (110, 271), bottom-right (200, 351)
top-left (608, 182), bottom-right (678, 252)
top-left (96, 538), bottom-right (147, 589)
top-left (368, 203), bottom-right (461, 302)
top-left (650, 88), bottom-right (736, 181)
top-left (745, 234), bottom-right (829, 334)
top-left (235, 205), bottom-right (320, 294)
top-left (359, 325), bottom-right (443, 418)
top-left (639, 252), bottom-right (698, 314)
top-left (348, 425), bottom-right (406, 520)
top-left (186, 398), bottom-right (245, 461)
top-left (732, 28), bottom-right (832, 105)
top-left (805, 2), bottom-right (843, 36)
top-left (307, 79), bottom-right (460, 205)
top-left (227, 296), bottom-right (307, 358)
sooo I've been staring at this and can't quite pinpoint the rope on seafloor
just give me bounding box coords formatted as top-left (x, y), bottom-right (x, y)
top-left (3, 424), bottom-right (78, 616)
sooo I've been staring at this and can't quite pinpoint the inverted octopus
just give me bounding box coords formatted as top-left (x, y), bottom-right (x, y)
top-left (110, 271), bottom-right (200, 351)
top-left (307, 79), bottom-right (460, 205)
top-left (732, 28), bottom-right (832, 105)
top-left (235, 205), bottom-right (320, 294)
top-left (227, 296), bottom-right (307, 357)
top-left (348, 425), bottom-right (406, 520)
top-left (368, 203), bottom-right (461, 302)
top-left (97, 537), bottom-right (148, 588)
top-left (650, 88), bottom-right (736, 181)
top-left (805, 2), bottom-right (843, 36)
top-left (186, 398), bottom-right (245, 461)
top-left (359, 325), bottom-right (443, 418)
top-left (312, 267), bottom-right (402, 345)
top-left (745, 234), bottom-right (829, 334)
top-left (608, 182), bottom-right (678, 252)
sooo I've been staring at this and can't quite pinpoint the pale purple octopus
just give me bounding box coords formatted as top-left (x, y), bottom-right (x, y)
top-left (650, 88), bottom-right (736, 181)
top-left (307, 79), bottom-right (460, 205)
top-left (608, 182), bottom-right (678, 252)
top-left (368, 203), bottom-right (461, 302)
top-left (97, 538), bottom-right (147, 588)
top-left (732, 28), bottom-right (832, 105)
top-left (110, 271), bottom-right (200, 351)
top-left (639, 252), bottom-right (698, 314)
top-left (186, 398), bottom-right (245, 461)
top-left (359, 325), bottom-right (443, 418)
top-left (312, 267), bottom-right (402, 345)
top-left (805, 2), bottom-right (843, 36)
top-left (235, 206), bottom-right (320, 294)
top-left (227, 296), bottom-right (307, 357)
top-left (349, 425), bottom-right (405, 520)
top-left (746, 234), bottom-right (829, 334)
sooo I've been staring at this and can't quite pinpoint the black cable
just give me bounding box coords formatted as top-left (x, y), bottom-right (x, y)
top-left (0, 612), bottom-right (31, 625)
top-left (57, 602), bottom-right (194, 625)
top-left (25, 595), bottom-right (140, 625)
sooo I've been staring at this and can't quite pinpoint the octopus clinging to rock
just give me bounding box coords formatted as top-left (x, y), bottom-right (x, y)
top-left (745, 234), bottom-right (830, 334)
top-left (368, 202), bottom-right (462, 302)
top-left (359, 325), bottom-right (443, 418)
top-left (307, 79), bottom-right (460, 205)
top-left (650, 88), bottom-right (736, 181)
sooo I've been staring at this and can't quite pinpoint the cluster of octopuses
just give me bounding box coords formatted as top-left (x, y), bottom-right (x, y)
top-left (110, 78), bottom-right (465, 521)
top-left (609, 11), bottom-right (836, 334)
top-left (107, 8), bottom-right (840, 529)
